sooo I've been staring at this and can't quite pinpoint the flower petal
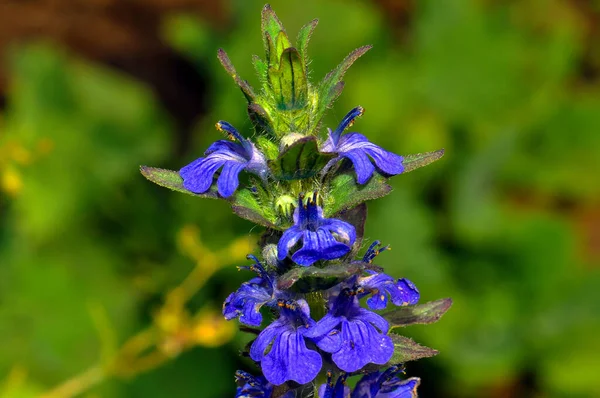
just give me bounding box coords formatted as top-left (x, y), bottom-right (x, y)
top-left (331, 319), bottom-right (394, 373)
top-left (343, 149), bottom-right (375, 185)
top-left (180, 156), bottom-right (225, 194)
top-left (292, 229), bottom-right (351, 266)
top-left (365, 145), bottom-right (404, 176)
top-left (322, 218), bottom-right (356, 245)
top-left (250, 320), bottom-right (286, 361)
top-left (382, 377), bottom-right (420, 398)
top-left (356, 307), bottom-right (390, 334)
top-left (217, 160), bottom-right (246, 197)
top-left (277, 226), bottom-right (304, 261)
top-left (393, 278), bottom-right (420, 306)
top-left (261, 330), bottom-right (322, 385)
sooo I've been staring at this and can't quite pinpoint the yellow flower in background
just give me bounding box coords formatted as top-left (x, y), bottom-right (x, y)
top-left (192, 308), bottom-right (235, 348)
top-left (1, 166), bottom-right (23, 197)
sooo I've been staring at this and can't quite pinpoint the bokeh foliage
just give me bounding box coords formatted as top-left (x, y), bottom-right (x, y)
top-left (1, 0), bottom-right (599, 397)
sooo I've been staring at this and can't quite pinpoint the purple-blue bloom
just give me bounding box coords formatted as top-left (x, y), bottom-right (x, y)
top-left (318, 373), bottom-right (350, 398)
top-left (250, 299), bottom-right (322, 385)
top-left (321, 107), bottom-right (404, 184)
top-left (319, 367), bottom-right (420, 398)
top-left (306, 285), bottom-right (393, 373)
top-left (223, 255), bottom-right (275, 327)
top-left (234, 370), bottom-right (273, 398)
top-left (352, 366), bottom-right (420, 398)
top-left (359, 272), bottom-right (420, 311)
top-left (277, 195), bottom-right (356, 266)
top-left (180, 121), bottom-right (268, 198)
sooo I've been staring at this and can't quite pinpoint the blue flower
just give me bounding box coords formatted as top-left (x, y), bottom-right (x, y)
top-left (319, 367), bottom-right (420, 398)
top-left (354, 241), bottom-right (420, 310)
top-left (223, 255), bottom-right (275, 327)
top-left (234, 370), bottom-right (272, 398)
top-left (306, 286), bottom-right (393, 373)
top-left (359, 272), bottom-right (420, 311)
top-left (250, 299), bottom-right (322, 385)
top-left (180, 121), bottom-right (268, 198)
top-left (352, 366), bottom-right (420, 398)
top-left (277, 195), bottom-right (356, 266)
top-left (318, 373), bottom-right (350, 398)
top-left (321, 107), bottom-right (404, 184)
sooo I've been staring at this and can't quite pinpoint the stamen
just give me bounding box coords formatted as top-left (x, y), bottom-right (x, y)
top-left (363, 240), bottom-right (390, 263)
top-left (332, 106), bottom-right (364, 143)
top-left (216, 120), bottom-right (246, 143)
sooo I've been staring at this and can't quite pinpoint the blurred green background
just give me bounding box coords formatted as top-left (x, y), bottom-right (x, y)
top-left (1, 0), bottom-right (599, 397)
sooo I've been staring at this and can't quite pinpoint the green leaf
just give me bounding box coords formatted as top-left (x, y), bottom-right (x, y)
top-left (269, 47), bottom-right (307, 110)
top-left (296, 18), bottom-right (319, 61)
top-left (272, 135), bottom-right (334, 180)
top-left (383, 298), bottom-right (453, 328)
top-left (403, 149), bottom-right (445, 173)
top-left (140, 166), bottom-right (218, 198)
top-left (252, 55), bottom-right (268, 83)
top-left (388, 334), bottom-right (439, 363)
top-left (261, 4), bottom-right (291, 66)
top-left (217, 49), bottom-right (255, 102)
top-left (256, 135), bottom-right (279, 160)
top-left (248, 103), bottom-right (275, 136)
top-left (325, 172), bottom-right (392, 216)
top-left (231, 188), bottom-right (277, 228)
top-left (277, 261), bottom-right (373, 291)
top-left (317, 45), bottom-right (371, 119)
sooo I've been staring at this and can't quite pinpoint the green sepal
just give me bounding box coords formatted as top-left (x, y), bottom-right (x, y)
top-left (388, 334), bottom-right (439, 363)
top-left (271, 135), bottom-right (334, 180)
top-left (217, 49), bottom-right (255, 102)
top-left (403, 149), bottom-right (445, 173)
top-left (261, 5), bottom-right (291, 66)
top-left (383, 298), bottom-right (453, 329)
top-left (140, 166), bottom-right (218, 199)
top-left (325, 172), bottom-right (392, 216)
top-left (252, 55), bottom-right (268, 83)
top-left (248, 103), bottom-right (275, 136)
top-left (316, 45), bottom-right (371, 121)
top-left (276, 261), bottom-right (376, 291)
top-left (296, 18), bottom-right (319, 62)
top-left (268, 47), bottom-right (308, 110)
top-left (231, 188), bottom-right (277, 228)
top-left (255, 135), bottom-right (279, 161)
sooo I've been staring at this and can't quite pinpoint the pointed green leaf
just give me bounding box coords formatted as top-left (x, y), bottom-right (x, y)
top-left (403, 149), bottom-right (445, 173)
top-left (272, 135), bottom-right (334, 180)
top-left (261, 4), bottom-right (291, 65)
top-left (296, 18), bottom-right (319, 61)
top-left (268, 47), bottom-right (307, 110)
top-left (248, 103), bottom-right (275, 137)
top-left (217, 49), bottom-right (255, 102)
top-left (388, 334), bottom-right (439, 364)
top-left (256, 135), bottom-right (279, 161)
top-left (252, 55), bottom-right (268, 83)
top-left (325, 171), bottom-right (392, 216)
top-left (383, 298), bottom-right (453, 328)
top-left (140, 166), bottom-right (218, 198)
top-left (317, 45), bottom-right (371, 118)
top-left (231, 188), bottom-right (277, 228)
